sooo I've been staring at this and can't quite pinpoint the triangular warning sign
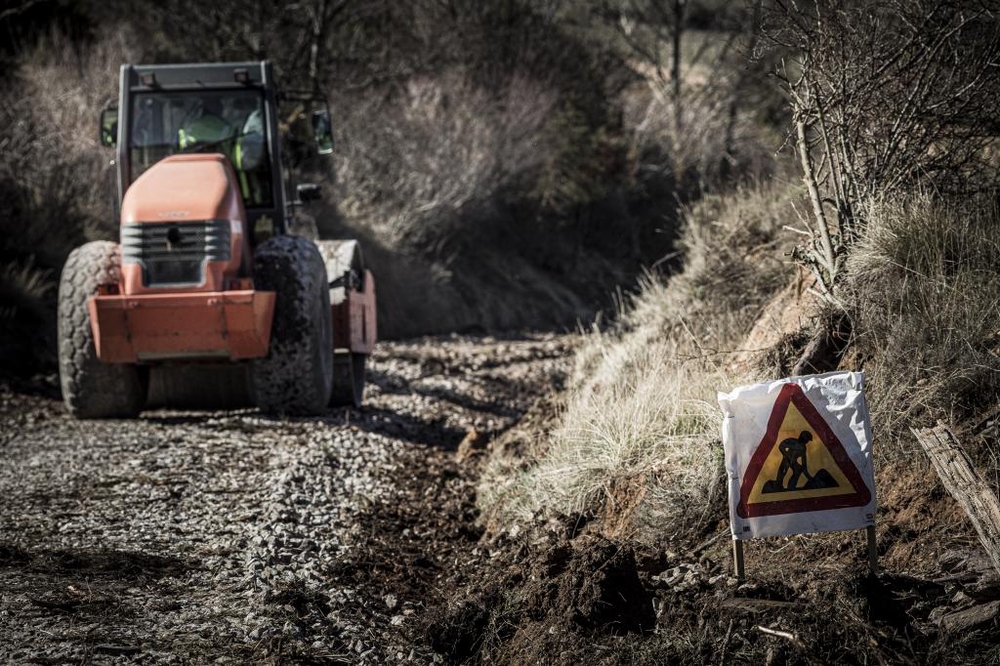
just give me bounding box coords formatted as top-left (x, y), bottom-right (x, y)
top-left (736, 383), bottom-right (871, 518)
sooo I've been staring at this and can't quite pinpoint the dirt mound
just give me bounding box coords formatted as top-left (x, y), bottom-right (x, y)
top-left (428, 408), bottom-right (1000, 664)
top-left (425, 527), bottom-right (654, 664)
top-left (425, 514), bottom-right (1000, 664)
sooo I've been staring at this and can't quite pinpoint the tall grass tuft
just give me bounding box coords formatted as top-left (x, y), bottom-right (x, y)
top-left (479, 181), bottom-right (802, 537)
top-left (0, 261), bottom-right (55, 372)
top-left (843, 193), bottom-right (1000, 458)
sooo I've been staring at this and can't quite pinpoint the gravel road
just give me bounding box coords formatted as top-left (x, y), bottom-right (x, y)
top-left (0, 334), bottom-right (573, 664)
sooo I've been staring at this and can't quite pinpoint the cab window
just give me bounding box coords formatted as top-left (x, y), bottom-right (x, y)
top-left (129, 90), bottom-right (273, 207)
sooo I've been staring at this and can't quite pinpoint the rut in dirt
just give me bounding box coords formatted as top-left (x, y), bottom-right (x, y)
top-left (0, 333), bottom-right (573, 664)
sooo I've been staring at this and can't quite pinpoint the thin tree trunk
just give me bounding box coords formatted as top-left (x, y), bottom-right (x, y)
top-left (722, 0), bottom-right (762, 177)
top-left (795, 115), bottom-right (837, 286)
top-left (308, 0), bottom-right (328, 93)
top-left (671, 0), bottom-right (684, 141)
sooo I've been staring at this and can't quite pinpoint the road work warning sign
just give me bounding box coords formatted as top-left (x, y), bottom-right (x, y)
top-left (718, 371), bottom-right (876, 539)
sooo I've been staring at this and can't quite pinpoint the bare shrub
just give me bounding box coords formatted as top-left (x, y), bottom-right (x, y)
top-left (480, 181), bottom-right (803, 537)
top-left (622, 71), bottom-right (774, 191)
top-left (766, 0), bottom-right (1000, 292)
top-left (842, 194), bottom-right (1000, 457)
top-left (600, 0), bottom-right (779, 191)
top-left (0, 29), bottom-right (138, 375)
top-left (330, 70), bottom-right (558, 250)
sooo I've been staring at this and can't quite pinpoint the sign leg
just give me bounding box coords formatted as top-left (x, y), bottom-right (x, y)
top-left (733, 539), bottom-right (746, 583)
top-left (866, 525), bottom-right (877, 575)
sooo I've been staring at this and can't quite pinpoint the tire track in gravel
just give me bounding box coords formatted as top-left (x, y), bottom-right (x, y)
top-left (0, 333), bottom-right (573, 664)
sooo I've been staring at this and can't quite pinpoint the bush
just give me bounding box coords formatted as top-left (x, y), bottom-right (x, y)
top-left (329, 70), bottom-right (559, 251)
top-left (842, 194), bottom-right (1000, 457)
top-left (765, 0), bottom-right (1000, 292)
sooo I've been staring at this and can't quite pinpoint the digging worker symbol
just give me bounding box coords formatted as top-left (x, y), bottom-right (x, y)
top-left (763, 430), bottom-right (839, 493)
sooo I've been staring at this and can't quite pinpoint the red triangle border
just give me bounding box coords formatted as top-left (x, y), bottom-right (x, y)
top-left (736, 382), bottom-right (871, 519)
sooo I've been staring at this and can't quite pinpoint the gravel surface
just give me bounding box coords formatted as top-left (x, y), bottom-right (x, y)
top-left (0, 334), bottom-right (573, 664)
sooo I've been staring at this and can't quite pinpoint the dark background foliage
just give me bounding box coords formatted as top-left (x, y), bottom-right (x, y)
top-left (0, 0), bottom-right (777, 376)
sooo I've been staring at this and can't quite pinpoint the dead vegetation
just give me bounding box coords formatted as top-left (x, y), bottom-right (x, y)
top-left (466, 184), bottom-right (1000, 665)
top-left (479, 180), bottom-right (804, 536)
top-left (766, 0), bottom-right (1000, 292)
top-left (843, 194), bottom-right (1000, 458)
top-left (1, 0), bottom-right (786, 374)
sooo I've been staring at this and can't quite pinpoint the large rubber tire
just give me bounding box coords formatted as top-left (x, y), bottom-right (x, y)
top-left (331, 350), bottom-right (366, 408)
top-left (58, 241), bottom-right (146, 418)
top-left (315, 240), bottom-right (368, 408)
top-left (251, 235), bottom-right (333, 415)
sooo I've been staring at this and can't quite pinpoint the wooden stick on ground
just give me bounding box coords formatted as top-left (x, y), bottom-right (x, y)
top-left (755, 625), bottom-right (808, 652)
top-left (912, 422), bottom-right (1000, 575)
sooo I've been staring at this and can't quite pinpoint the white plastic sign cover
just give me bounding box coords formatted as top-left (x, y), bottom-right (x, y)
top-left (718, 371), bottom-right (876, 540)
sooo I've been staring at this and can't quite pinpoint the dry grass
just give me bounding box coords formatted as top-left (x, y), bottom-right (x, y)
top-left (479, 186), bottom-right (1000, 541)
top-left (479, 180), bottom-right (803, 538)
top-left (842, 193), bottom-right (1000, 459)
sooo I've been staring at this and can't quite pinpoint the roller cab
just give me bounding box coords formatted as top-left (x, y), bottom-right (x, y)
top-left (58, 61), bottom-right (377, 418)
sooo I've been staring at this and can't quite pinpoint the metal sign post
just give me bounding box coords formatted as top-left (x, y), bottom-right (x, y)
top-left (867, 525), bottom-right (877, 575)
top-left (732, 525), bottom-right (876, 581)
